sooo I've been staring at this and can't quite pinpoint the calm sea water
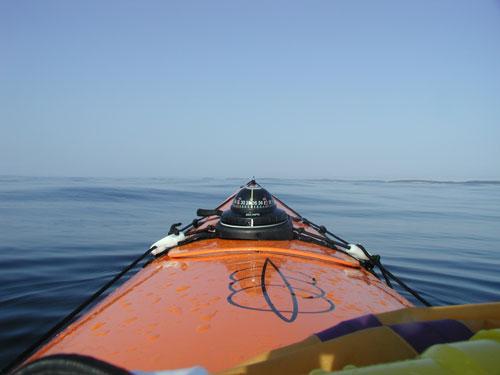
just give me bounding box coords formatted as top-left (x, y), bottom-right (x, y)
top-left (1, 177), bottom-right (499, 367)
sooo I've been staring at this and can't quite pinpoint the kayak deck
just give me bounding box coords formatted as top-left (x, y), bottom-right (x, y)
top-left (24, 185), bottom-right (414, 372)
top-left (28, 240), bottom-right (411, 372)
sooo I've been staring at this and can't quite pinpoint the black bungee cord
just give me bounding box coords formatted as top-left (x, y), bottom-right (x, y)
top-left (268, 197), bottom-right (431, 306)
top-left (1, 221), bottom-right (197, 375)
top-left (1, 249), bottom-right (153, 374)
top-left (297, 216), bottom-right (431, 306)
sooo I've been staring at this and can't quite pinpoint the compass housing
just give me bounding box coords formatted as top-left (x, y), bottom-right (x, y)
top-left (217, 183), bottom-right (293, 240)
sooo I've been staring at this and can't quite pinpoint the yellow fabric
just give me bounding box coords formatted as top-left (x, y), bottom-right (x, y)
top-left (472, 328), bottom-right (500, 342)
top-left (323, 329), bottom-right (500, 375)
top-left (311, 358), bottom-right (445, 375)
top-left (234, 336), bottom-right (320, 367)
top-left (376, 301), bottom-right (500, 327)
top-left (424, 336), bottom-right (500, 374)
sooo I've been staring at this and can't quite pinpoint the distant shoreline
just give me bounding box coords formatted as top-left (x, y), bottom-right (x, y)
top-left (1, 175), bottom-right (499, 185)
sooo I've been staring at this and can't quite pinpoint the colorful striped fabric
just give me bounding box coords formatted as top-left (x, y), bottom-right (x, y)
top-left (221, 302), bottom-right (500, 375)
top-left (316, 314), bottom-right (473, 353)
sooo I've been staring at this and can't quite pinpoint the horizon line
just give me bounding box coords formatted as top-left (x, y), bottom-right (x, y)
top-left (1, 174), bottom-right (500, 184)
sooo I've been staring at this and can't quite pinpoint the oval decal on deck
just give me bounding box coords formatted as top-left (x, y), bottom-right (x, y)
top-left (227, 257), bottom-right (335, 322)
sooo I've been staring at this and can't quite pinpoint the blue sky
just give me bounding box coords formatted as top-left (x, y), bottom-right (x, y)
top-left (1, 0), bottom-right (499, 179)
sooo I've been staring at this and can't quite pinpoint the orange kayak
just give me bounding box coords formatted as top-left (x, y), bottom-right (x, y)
top-left (17, 181), bottom-right (413, 373)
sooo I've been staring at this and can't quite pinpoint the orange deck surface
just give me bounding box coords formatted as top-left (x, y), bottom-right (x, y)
top-left (28, 242), bottom-right (411, 372)
top-left (27, 194), bottom-right (413, 372)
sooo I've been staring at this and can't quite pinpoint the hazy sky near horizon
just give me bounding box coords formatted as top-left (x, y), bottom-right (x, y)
top-left (1, 1), bottom-right (499, 180)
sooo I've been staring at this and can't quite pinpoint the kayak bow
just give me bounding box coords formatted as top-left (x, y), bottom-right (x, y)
top-left (13, 181), bottom-right (419, 373)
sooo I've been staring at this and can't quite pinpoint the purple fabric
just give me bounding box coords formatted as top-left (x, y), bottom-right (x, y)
top-left (316, 314), bottom-right (382, 342)
top-left (390, 319), bottom-right (473, 353)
